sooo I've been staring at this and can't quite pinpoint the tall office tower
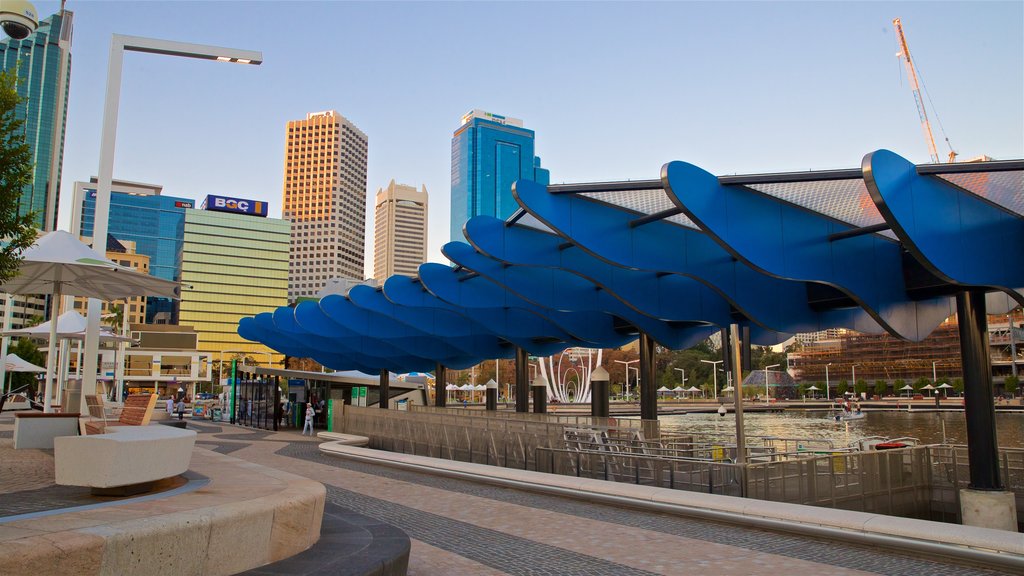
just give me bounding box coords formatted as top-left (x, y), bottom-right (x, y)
top-left (282, 110), bottom-right (369, 301)
top-left (373, 180), bottom-right (428, 281)
top-left (450, 109), bottom-right (550, 242)
top-left (179, 195), bottom-right (289, 367)
top-left (72, 179), bottom-right (193, 324)
top-left (0, 10), bottom-right (73, 231)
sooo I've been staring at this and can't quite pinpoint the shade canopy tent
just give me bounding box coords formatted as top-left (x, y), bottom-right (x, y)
top-left (807, 385), bottom-right (821, 391)
top-left (2, 310), bottom-right (135, 342)
top-left (4, 353), bottom-right (46, 373)
top-left (0, 231), bottom-right (179, 412)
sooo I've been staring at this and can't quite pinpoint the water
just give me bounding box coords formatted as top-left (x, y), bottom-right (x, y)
top-left (658, 410), bottom-right (1024, 449)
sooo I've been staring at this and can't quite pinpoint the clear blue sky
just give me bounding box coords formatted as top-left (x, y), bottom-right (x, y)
top-left (40, 1), bottom-right (1024, 277)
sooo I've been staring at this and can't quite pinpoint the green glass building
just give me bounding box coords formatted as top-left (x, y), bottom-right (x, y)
top-left (179, 205), bottom-right (289, 368)
top-left (0, 11), bottom-right (73, 231)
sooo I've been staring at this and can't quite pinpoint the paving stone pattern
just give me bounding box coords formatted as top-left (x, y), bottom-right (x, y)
top-left (275, 442), bottom-right (1012, 576)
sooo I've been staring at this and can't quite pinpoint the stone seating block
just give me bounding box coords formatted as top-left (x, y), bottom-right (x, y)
top-left (13, 412), bottom-right (81, 449)
top-left (54, 425), bottom-right (196, 490)
top-left (316, 431), bottom-right (369, 446)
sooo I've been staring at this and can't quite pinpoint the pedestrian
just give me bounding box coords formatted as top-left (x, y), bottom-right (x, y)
top-left (302, 402), bottom-right (315, 436)
top-left (166, 396), bottom-right (174, 416)
top-left (175, 396), bottom-right (185, 420)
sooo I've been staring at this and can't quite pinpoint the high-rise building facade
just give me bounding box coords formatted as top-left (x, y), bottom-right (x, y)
top-left (0, 10), bottom-right (72, 231)
top-left (450, 109), bottom-right (550, 242)
top-left (72, 179), bottom-right (193, 324)
top-left (282, 110), bottom-right (369, 301)
top-left (373, 180), bottom-right (427, 280)
top-left (179, 196), bottom-right (289, 367)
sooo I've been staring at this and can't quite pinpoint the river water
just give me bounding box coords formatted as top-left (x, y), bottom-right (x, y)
top-left (658, 410), bottom-right (1024, 449)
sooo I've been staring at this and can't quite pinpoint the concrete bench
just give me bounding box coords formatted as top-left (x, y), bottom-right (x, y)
top-left (13, 412), bottom-right (81, 449)
top-left (316, 431), bottom-right (369, 446)
top-left (54, 424), bottom-right (197, 495)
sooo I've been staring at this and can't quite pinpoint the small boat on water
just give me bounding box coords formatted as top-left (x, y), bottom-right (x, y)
top-left (827, 410), bottom-right (866, 422)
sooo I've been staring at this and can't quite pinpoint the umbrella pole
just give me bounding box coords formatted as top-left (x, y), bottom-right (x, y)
top-left (1, 293), bottom-right (12, 394)
top-left (43, 280), bottom-right (61, 413)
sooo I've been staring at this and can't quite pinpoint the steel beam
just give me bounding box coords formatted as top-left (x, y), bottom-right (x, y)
top-left (515, 347), bottom-right (529, 413)
top-left (957, 290), bottom-right (1002, 490)
top-left (639, 333), bottom-right (657, 420)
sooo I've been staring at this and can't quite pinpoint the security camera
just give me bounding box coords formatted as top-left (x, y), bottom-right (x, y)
top-left (0, 0), bottom-right (38, 40)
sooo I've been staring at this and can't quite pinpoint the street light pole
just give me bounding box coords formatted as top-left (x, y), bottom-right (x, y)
top-left (932, 360), bottom-right (939, 384)
top-left (851, 364), bottom-right (859, 397)
top-left (825, 362), bottom-right (832, 401)
top-left (79, 34), bottom-right (261, 414)
top-left (700, 359), bottom-right (723, 400)
top-left (764, 363), bottom-right (780, 403)
top-left (613, 359), bottom-right (638, 400)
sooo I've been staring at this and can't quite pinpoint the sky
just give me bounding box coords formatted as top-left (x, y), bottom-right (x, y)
top-left (34, 1), bottom-right (1024, 278)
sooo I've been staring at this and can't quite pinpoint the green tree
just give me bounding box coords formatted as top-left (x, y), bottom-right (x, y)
top-left (104, 303), bottom-right (124, 329)
top-left (894, 378), bottom-right (906, 395)
top-left (874, 380), bottom-right (887, 397)
top-left (913, 376), bottom-right (931, 392)
top-left (836, 379), bottom-right (849, 395)
top-left (854, 379), bottom-right (868, 395)
top-left (0, 68), bottom-right (38, 284)
top-left (1005, 375), bottom-right (1020, 397)
top-left (7, 338), bottom-right (44, 396)
top-left (952, 377), bottom-right (964, 395)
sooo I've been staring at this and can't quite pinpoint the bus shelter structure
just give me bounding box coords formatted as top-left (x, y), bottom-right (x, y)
top-left (240, 149), bottom-right (1022, 526)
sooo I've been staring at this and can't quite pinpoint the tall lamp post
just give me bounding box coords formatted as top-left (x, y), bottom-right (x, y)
top-left (825, 362), bottom-right (832, 400)
top-left (764, 363), bottom-right (780, 403)
top-left (700, 359), bottom-right (723, 400)
top-left (79, 35), bottom-right (262, 414)
top-left (850, 364), bottom-right (859, 397)
top-left (932, 360), bottom-right (939, 384)
top-left (613, 359), bottom-right (638, 400)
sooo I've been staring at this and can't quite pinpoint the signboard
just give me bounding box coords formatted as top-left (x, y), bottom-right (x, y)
top-left (202, 194), bottom-right (268, 217)
top-left (174, 200), bottom-right (193, 208)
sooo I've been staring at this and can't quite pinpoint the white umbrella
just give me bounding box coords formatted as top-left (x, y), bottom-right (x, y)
top-left (721, 386), bottom-right (735, 393)
top-left (936, 383), bottom-right (953, 389)
top-left (807, 385), bottom-right (820, 391)
top-left (672, 386), bottom-right (685, 392)
top-left (444, 384), bottom-right (458, 391)
top-left (657, 386), bottom-right (671, 393)
top-left (0, 231), bottom-right (179, 412)
top-left (686, 385), bottom-right (701, 393)
top-left (2, 310), bottom-right (135, 342)
top-left (4, 353), bottom-right (46, 373)
top-left (899, 384), bottom-right (915, 390)
top-left (922, 384), bottom-right (936, 390)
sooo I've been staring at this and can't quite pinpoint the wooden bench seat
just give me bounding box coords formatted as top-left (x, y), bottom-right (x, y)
top-left (83, 394), bottom-right (158, 435)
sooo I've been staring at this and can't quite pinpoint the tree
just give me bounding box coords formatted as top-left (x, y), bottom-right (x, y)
top-left (894, 378), bottom-right (906, 395)
top-left (836, 379), bottom-right (849, 395)
top-left (913, 376), bottom-right (931, 392)
top-left (0, 68), bottom-right (39, 284)
top-left (854, 379), bottom-right (868, 396)
top-left (104, 303), bottom-right (124, 329)
top-left (1005, 375), bottom-right (1019, 397)
top-left (874, 379), bottom-right (887, 397)
top-left (952, 377), bottom-right (964, 395)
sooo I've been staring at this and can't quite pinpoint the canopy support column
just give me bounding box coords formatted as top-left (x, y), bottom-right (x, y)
top-left (957, 290), bottom-right (1000, 490)
top-left (532, 377), bottom-right (547, 414)
top-left (639, 333), bottom-right (657, 421)
top-left (515, 347), bottom-right (529, 413)
top-left (486, 380), bottom-right (497, 411)
top-left (379, 369), bottom-right (389, 409)
top-left (435, 363), bottom-right (446, 407)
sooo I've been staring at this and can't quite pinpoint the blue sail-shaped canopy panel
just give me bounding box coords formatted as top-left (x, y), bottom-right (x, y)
top-left (241, 313), bottom-right (414, 373)
top-left (293, 300), bottom-right (410, 360)
top-left (382, 274), bottom-right (578, 356)
top-left (463, 215), bottom-right (789, 346)
top-left (512, 179), bottom-right (882, 336)
top-left (663, 159), bottom-right (956, 342)
top-left (417, 263), bottom-right (635, 353)
top-left (864, 149), bottom-right (1024, 306)
top-left (347, 284), bottom-right (513, 363)
top-left (318, 294), bottom-right (479, 369)
top-left (443, 241), bottom-right (717, 350)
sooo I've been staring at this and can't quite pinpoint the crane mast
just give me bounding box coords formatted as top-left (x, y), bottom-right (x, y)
top-left (893, 17), bottom-right (942, 164)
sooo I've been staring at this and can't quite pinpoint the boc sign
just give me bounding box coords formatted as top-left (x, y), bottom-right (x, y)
top-left (203, 194), bottom-right (268, 217)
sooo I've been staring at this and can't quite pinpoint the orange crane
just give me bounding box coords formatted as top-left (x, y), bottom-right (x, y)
top-left (893, 17), bottom-right (958, 163)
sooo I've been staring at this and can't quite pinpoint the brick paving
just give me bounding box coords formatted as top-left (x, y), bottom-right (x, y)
top-left (1, 411), bottom-right (1015, 575)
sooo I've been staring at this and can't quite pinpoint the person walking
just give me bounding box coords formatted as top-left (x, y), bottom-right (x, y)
top-left (302, 402), bottom-right (315, 436)
top-left (175, 396), bottom-right (185, 420)
top-left (166, 396), bottom-right (175, 416)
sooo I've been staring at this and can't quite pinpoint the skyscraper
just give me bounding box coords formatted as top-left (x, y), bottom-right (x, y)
top-left (450, 109), bottom-right (549, 242)
top-left (373, 180), bottom-right (428, 280)
top-left (0, 10), bottom-right (72, 231)
top-left (72, 179), bottom-right (192, 324)
top-left (282, 110), bottom-right (369, 301)
top-left (179, 195), bottom-right (289, 367)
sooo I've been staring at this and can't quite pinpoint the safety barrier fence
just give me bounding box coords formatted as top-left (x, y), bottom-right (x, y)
top-left (341, 406), bottom-right (1023, 528)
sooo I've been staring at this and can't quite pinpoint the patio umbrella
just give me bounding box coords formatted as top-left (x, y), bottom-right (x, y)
top-left (2, 310), bottom-right (135, 342)
top-left (900, 384), bottom-right (914, 397)
top-left (444, 384), bottom-right (458, 391)
top-left (4, 352), bottom-right (46, 394)
top-left (721, 386), bottom-right (735, 393)
top-left (807, 385), bottom-right (820, 391)
top-left (922, 384), bottom-right (936, 396)
top-left (0, 231), bottom-right (179, 412)
top-left (936, 382), bottom-right (954, 397)
top-left (657, 386), bottom-right (671, 396)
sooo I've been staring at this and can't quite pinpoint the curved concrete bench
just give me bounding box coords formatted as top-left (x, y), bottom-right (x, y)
top-left (316, 431), bottom-right (369, 446)
top-left (55, 425), bottom-right (196, 494)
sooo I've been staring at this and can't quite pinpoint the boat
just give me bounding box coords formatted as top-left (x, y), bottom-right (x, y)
top-left (826, 410), bottom-right (866, 422)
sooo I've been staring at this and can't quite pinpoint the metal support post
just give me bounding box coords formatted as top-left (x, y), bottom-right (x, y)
top-left (730, 324), bottom-right (746, 466)
top-left (740, 325), bottom-right (752, 373)
top-left (957, 290), bottom-right (1002, 490)
top-left (435, 363), bottom-right (447, 407)
top-left (590, 366), bottom-right (610, 418)
top-left (379, 369), bottom-right (389, 409)
top-left (639, 332), bottom-right (657, 421)
top-left (532, 377), bottom-right (547, 414)
top-left (486, 380), bottom-right (498, 411)
top-left (515, 347), bottom-right (529, 413)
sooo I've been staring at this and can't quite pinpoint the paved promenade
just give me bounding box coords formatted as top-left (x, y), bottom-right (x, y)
top-left (1, 414), bottom-right (1016, 575)
top-left (182, 420), bottom-right (1013, 576)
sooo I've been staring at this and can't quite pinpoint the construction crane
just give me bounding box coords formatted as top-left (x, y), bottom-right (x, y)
top-left (893, 17), bottom-right (958, 163)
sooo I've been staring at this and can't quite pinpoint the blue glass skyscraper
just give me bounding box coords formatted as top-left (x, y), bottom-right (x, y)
top-left (450, 110), bottom-right (550, 242)
top-left (73, 180), bottom-right (192, 324)
top-left (0, 11), bottom-right (72, 231)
